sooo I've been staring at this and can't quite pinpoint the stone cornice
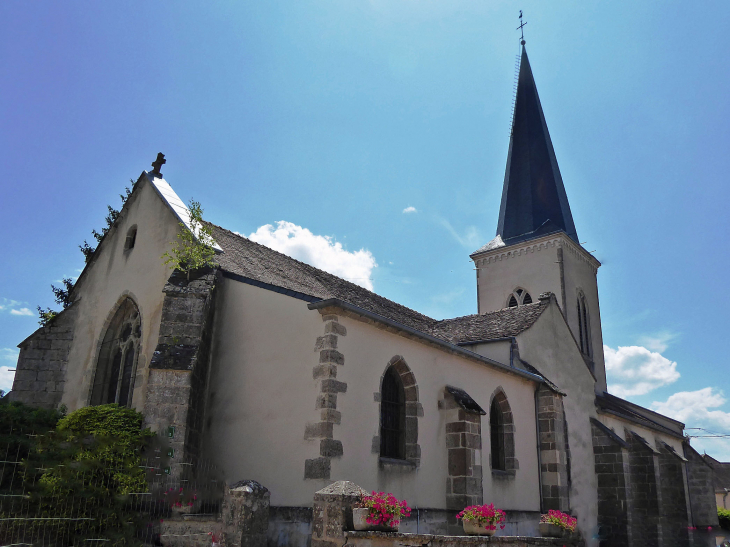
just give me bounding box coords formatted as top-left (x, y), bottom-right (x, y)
top-left (471, 232), bottom-right (601, 272)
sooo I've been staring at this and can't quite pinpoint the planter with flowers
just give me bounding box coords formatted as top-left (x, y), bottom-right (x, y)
top-left (539, 510), bottom-right (577, 538)
top-left (353, 491), bottom-right (412, 532)
top-left (456, 504), bottom-right (507, 536)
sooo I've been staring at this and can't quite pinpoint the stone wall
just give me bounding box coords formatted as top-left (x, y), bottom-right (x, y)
top-left (656, 443), bottom-right (690, 547)
top-left (626, 431), bottom-right (660, 547)
top-left (590, 419), bottom-right (630, 547)
top-left (311, 481), bottom-right (368, 547)
top-left (438, 388), bottom-right (484, 513)
top-left (144, 268), bottom-right (217, 476)
top-left (9, 304), bottom-right (77, 409)
top-left (683, 442), bottom-right (719, 528)
top-left (537, 386), bottom-right (570, 512)
top-left (304, 313), bottom-right (347, 480)
top-left (344, 531), bottom-right (582, 547)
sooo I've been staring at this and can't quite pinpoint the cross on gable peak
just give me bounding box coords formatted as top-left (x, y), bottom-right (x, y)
top-left (151, 153), bottom-right (166, 177)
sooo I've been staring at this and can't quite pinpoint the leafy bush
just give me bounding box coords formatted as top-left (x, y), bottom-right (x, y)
top-left (719, 507), bottom-right (730, 531)
top-left (1, 404), bottom-right (153, 546)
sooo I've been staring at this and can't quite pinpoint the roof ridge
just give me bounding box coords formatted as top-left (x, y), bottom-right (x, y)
top-left (208, 221), bottom-right (436, 324)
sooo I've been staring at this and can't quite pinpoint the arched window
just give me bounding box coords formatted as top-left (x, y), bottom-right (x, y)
top-left (91, 298), bottom-right (141, 406)
top-left (507, 288), bottom-right (533, 308)
top-left (576, 293), bottom-right (592, 357)
top-left (489, 389), bottom-right (517, 473)
top-left (380, 366), bottom-right (406, 459)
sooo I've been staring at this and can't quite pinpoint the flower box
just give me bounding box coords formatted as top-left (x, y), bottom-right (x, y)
top-left (462, 519), bottom-right (497, 536)
top-left (456, 504), bottom-right (506, 536)
top-left (353, 507), bottom-right (398, 532)
top-left (538, 522), bottom-right (565, 538)
top-left (353, 491), bottom-right (411, 532)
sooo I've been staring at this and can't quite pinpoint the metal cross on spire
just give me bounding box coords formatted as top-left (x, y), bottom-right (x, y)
top-left (517, 10), bottom-right (527, 45)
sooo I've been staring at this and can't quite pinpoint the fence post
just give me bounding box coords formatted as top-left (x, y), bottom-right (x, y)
top-left (222, 480), bottom-right (270, 547)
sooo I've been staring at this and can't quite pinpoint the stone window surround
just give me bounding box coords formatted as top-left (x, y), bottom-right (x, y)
top-left (372, 355), bottom-right (422, 469)
top-left (87, 291), bottom-right (143, 407)
top-left (488, 387), bottom-right (517, 476)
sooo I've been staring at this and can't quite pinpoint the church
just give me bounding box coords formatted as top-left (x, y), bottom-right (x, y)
top-left (9, 44), bottom-right (719, 547)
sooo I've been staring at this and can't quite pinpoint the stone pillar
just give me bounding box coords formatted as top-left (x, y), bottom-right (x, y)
top-left (439, 388), bottom-right (484, 512)
top-left (305, 312), bottom-right (347, 480)
top-left (683, 442), bottom-right (720, 532)
top-left (222, 480), bottom-right (270, 547)
top-left (311, 481), bottom-right (367, 547)
top-left (656, 442), bottom-right (690, 547)
top-left (590, 418), bottom-right (630, 547)
top-left (144, 268), bottom-right (217, 479)
top-left (537, 386), bottom-right (570, 512)
top-left (626, 430), bottom-right (660, 547)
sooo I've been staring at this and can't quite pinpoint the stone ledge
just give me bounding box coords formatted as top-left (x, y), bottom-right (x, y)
top-left (345, 531), bottom-right (580, 546)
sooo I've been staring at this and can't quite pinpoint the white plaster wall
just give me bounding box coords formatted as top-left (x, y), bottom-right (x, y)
top-left (561, 244), bottom-right (606, 393)
top-left (202, 280), bottom-right (324, 507)
top-left (60, 177), bottom-right (179, 413)
top-left (474, 239), bottom-right (562, 314)
top-left (467, 340), bottom-right (511, 366)
top-left (332, 316), bottom-right (541, 511)
top-left (515, 301), bottom-right (600, 546)
top-left (596, 414), bottom-right (685, 455)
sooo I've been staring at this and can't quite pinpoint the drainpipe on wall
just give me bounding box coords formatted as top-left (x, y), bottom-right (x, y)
top-left (534, 385), bottom-right (544, 513)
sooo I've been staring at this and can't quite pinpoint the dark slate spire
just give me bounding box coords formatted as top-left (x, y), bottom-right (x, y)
top-left (496, 45), bottom-right (578, 245)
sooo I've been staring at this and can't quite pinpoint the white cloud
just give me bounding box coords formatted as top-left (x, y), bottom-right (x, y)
top-left (247, 221), bottom-right (377, 291)
top-left (636, 331), bottom-right (678, 353)
top-left (651, 388), bottom-right (730, 460)
top-left (10, 308), bottom-right (34, 317)
top-left (437, 218), bottom-right (481, 248)
top-left (0, 367), bottom-right (14, 394)
top-left (402, 206), bottom-right (417, 214)
top-left (604, 344), bottom-right (680, 397)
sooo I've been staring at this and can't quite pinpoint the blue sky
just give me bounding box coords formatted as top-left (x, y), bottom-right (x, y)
top-left (1, 1), bottom-right (728, 456)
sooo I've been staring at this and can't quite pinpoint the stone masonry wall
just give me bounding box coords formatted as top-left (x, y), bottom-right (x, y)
top-left (657, 443), bottom-right (689, 547)
top-left (144, 268), bottom-right (217, 477)
top-left (626, 431), bottom-right (660, 547)
top-left (438, 391), bottom-right (484, 512)
top-left (590, 419), bottom-right (630, 547)
top-left (9, 304), bottom-right (78, 409)
top-left (537, 386), bottom-right (570, 512)
top-left (304, 312), bottom-right (348, 480)
top-left (683, 442), bottom-right (720, 528)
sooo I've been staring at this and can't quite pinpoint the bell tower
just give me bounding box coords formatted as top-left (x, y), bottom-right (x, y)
top-left (472, 44), bottom-right (606, 393)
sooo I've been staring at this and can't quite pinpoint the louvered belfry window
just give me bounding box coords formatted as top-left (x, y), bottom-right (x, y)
top-left (380, 367), bottom-right (406, 459)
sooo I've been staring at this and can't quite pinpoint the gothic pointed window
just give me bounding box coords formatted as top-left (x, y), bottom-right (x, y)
top-left (490, 397), bottom-right (505, 471)
top-left (91, 298), bottom-right (141, 406)
top-left (577, 293), bottom-right (592, 357)
top-left (380, 366), bottom-right (406, 459)
top-left (507, 288), bottom-right (532, 308)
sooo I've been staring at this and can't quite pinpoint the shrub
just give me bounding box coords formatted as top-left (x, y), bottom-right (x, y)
top-left (719, 507), bottom-right (730, 531)
top-left (540, 509), bottom-right (577, 532)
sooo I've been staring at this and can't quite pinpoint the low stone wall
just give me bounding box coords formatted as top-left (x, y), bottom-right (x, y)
top-left (345, 531), bottom-right (581, 547)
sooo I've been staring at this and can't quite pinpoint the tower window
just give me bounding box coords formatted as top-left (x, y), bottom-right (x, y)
top-left (124, 226), bottom-right (137, 251)
top-left (507, 288), bottom-right (532, 308)
top-left (380, 366), bottom-right (405, 459)
top-left (577, 293), bottom-right (592, 357)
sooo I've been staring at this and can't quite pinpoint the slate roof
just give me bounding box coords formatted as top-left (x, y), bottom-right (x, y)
top-left (595, 392), bottom-right (685, 438)
top-left (210, 223), bottom-right (549, 343)
top-left (703, 454), bottom-right (730, 492)
top-left (494, 45), bottom-right (579, 247)
top-left (432, 301), bottom-right (549, 344)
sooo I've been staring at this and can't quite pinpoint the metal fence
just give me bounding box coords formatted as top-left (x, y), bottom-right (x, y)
top-left (0, 430), bottom-right (222, 547)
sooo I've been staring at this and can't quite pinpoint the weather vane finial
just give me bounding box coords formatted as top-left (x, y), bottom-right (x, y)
top-left (517, 10), bottom-right (527, 45)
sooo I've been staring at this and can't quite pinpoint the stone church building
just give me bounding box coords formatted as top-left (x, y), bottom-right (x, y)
top-left (9, 45), bottom-right (718, 547)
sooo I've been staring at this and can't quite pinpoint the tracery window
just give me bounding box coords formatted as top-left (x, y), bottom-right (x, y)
top-left (507, 288), bottom-right (532, 308)
top-left (576, 292), bottom-right (592, 357)
top-left (380, 366), bottom-right (405, 459)
top-left (90, 298), bottom-right (141, 407)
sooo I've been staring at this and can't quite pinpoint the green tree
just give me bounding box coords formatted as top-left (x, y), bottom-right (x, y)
top-left (162, 199), bottom-right (217, 279)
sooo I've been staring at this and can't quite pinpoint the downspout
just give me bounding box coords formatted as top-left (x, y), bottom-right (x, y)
top-left (534, 385), bottom-right (544, 513)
